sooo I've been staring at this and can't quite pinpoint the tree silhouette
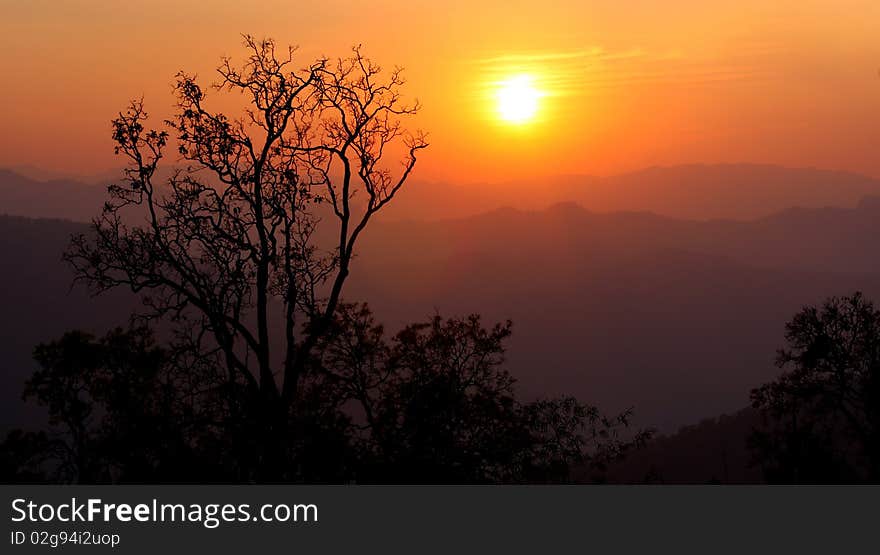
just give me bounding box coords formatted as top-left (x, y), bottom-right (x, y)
top-left (1, 36), bottom-right (649, 484)
top-left (308, 304), bottom-right (650, 482)
top-left (2, 307), bottom-right (648, 483)
top-left (64, 36), bottom-right (427, 480)
top-left (750, 292), bottom-right (880, 482)
top-left (5, 327), bottom-right (239, 483)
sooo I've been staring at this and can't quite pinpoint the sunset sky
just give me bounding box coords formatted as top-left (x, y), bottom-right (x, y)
top-left (2, 0), bottom-right (879, 183)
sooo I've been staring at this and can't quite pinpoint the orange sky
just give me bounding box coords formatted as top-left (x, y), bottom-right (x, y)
top-left (2, 0), bottom-right (879, 183)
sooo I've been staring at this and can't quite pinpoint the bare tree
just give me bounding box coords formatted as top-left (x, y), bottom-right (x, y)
top-left (66, 36), bottom-right (427, 478)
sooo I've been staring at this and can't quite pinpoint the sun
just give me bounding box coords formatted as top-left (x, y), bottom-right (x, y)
top-left (496, 74), bottom-right (540, 124)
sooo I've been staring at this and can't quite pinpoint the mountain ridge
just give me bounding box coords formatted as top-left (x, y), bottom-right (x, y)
top-left (5, 163), bottom-right (880, 223)
top-left (3, 173), bottom-right (880, 432)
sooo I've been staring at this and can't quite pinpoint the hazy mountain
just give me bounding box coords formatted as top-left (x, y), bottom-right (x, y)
top-left (5, 190), bottom-right (880, 434)
top-left (385, 164), bottom-right (880, 221)
top-left (0, 169), bottom-right (108, 222)
top-left (603, 408), bottom-right (763, 483)
top-left (369, 197), bottom-right (880, 275)
top-left (351, 202), bottom-right (880, 430)
top-left (4, 165), bottom-right (123, 185)
top-left (0, 216), bottom-right (139, 431)
top-left (4, 164), bottom-right (880, 223)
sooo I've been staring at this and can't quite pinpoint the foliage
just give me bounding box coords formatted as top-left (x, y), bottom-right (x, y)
top-left (2, 328), bottom-right (228, 482)
top-left (750, 292), bottom-right (880, 482)
top-left (3, 308), bottom-right (648, 483)
top-left (309, 305), bottom-right (651, 482)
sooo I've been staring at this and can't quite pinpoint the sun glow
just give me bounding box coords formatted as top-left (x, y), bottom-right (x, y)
top-left (496, 74), bottom-right (540, 124)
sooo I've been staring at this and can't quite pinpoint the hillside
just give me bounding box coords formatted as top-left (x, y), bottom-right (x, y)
top-left (384, 164), bottom-right (880, 221)
top-left (0, 215), bottom-right (135, 430)
top-left (3, 195), bottom-right (880, 432)
top-left (603, 408), bottom-right (763, 483)
top-left (4, 164), bottom-right (880, 223)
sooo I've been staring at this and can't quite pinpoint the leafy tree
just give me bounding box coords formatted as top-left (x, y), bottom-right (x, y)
top-left (750, 292), bottom-right (880, 482)
top-left (3, 308), bottom-right (648, 483)
top-left (1, 327), bottom-right (227, 482)
top-left (309, 305), bottom-right (650, 482)
top-left (64, 36), bottom-right (426, 479)
top-left (0, 430), bottom-right (65, 483)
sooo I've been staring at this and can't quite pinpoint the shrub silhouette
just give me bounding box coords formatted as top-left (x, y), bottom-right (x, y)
top-left (3, 328), bottom-right (230, 482)
top-left (750, 292), bottom-right (880, 482)
top-left (2, 307), bottom-right (648, 483)
top-left (309, 304), bottom-right (649, 482)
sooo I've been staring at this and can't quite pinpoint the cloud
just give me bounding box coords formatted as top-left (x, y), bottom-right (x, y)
top-left (470, 47), bottom-right (766, 96)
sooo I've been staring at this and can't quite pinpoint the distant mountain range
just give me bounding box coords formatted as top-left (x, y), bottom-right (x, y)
top-left (3, 163), bottom-right (880, 444)
top-left (383, 164), bottom-right (880, 221)
top-left (4, 164), bottom-right (880, 222)
top-left (602, 408), bottom-right (763, 483)
top-left (350, 200), bottom-right (880, 430)
top-left (3, 186), bottom-right (880, 436)
top-left (0, 169), bottom-right (108, 222)
top-left (0, 215), bottom-right (137, 431)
